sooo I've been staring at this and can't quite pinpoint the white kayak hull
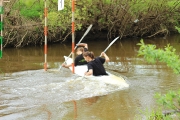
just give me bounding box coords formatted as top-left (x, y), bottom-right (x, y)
top-left (64, 56), bottom-right (129, 87)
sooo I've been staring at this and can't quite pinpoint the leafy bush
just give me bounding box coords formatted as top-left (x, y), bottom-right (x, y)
top-left (136, 26), bottom-right (180, 119)
top-left (137, 39), bottom-right (180, 74)
top-left (13, 0), bottom-right (43, 20)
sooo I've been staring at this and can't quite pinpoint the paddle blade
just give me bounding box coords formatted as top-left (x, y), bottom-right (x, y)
top-left (83, 24), bottom-right (93, 37)
top-left (74, 24), bottom-right (93, 50)
top-left (103, 36), bottom-right (119, 53)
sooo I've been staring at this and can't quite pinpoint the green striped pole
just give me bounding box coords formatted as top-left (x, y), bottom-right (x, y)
top-left (0, 0), bottom-right (3, 58)
top-left (0, 36), bottom-right (2, 58)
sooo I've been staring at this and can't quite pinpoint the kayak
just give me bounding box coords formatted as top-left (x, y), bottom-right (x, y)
top-left (64, 56), bottom-right (129, 88)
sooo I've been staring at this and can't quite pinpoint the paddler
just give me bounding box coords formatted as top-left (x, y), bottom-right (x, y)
top-left (83, 51), bottom-right (109, 76)
top-left (62, 43), bottom-right (88, 68)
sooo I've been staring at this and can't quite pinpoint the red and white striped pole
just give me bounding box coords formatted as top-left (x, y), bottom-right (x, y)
top-left (44, 0), bottom-right (48, 71)
top-left (71, 0), bottom-right (75, 73)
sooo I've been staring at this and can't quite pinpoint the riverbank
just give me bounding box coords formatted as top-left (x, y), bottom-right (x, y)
top-left (2, 0), bottom-right (180, 47)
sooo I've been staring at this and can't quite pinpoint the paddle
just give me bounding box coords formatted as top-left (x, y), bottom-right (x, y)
top-left (59, 24), bottom-right (93, 71)
top-left (100, 36), bottom-right (119, 56)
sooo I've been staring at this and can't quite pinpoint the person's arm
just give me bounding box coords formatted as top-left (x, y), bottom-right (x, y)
top-left (76, 43), bottom-right (88, 49)
top-left (100, 52), bottom-right (110, 62)
top-left (84, 69), bottom-right (93, 76)
top-left (62, 63), bottom-right (72, 68)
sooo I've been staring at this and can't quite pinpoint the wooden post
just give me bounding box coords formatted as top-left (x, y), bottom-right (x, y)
top-left (72, 0), bottom-right (75, 73)
top-left (44, 0), bottom-right (48, 71)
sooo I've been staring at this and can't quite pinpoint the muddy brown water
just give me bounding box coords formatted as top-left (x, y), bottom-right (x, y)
top-left (0, 35), bottom-right (180, 120)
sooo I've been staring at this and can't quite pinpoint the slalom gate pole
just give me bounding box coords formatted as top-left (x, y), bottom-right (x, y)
top-left (44, 0), bottom-right (48, 71)
top-left (71, 0), bottom-right (75, 73)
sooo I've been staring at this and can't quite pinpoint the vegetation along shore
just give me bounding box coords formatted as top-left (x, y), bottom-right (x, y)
top-left (2, 0), bottom-right (180, 47)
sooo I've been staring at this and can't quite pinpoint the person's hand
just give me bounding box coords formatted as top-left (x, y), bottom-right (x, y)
top-left (101, 52), bottom-right (110, 62)
top-left (84, 72), bottom-right (91, 76)
top-left (101, 52), bottom-right (106, 57)
top-left (84, 72), bottom-right (88, 76)
top-left (62, 64), bottom-right (66, 67)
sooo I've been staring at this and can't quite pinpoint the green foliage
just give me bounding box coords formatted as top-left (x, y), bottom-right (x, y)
top-left (175, 26), bottom-right (180, 33)
top-left (0, 68), bottom-right (3, 75)
top-left (137, 39), bottom-right (180, 74)
top-left (154, 90), bottom-right (180, 119)
top-left (135, 90), bottom-right (180, 119)
top-left (103, 0), bottom-right (111, 4)
top-left (13, 0), bottom-right (44, 19)
top-left (129, 0), bottom-right (168, 14)
top-left (41, 0), bottom-right (88, 31)
top-left (5, 0), bottom-right (180, 46)
top-left (137, 34), bottom-right (180, 119)
top-left (46, 12), bottom-right (63, 27)
top-left (155, 91), bottom-right (178, 109)
top-left (135, 107), bottom-right (171, 120)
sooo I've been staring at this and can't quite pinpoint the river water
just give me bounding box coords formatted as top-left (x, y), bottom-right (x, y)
top-left (0, 35), bottom-right (180, 120)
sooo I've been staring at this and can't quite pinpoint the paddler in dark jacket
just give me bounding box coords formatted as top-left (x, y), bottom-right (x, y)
top-left (83, 51), bottom-right (109, 76)
top-left (62, 43), bottom-right (88, 68)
